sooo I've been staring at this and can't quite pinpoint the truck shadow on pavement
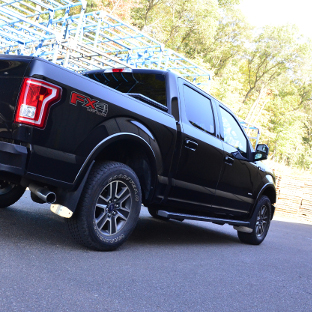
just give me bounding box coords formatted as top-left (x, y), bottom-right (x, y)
top-left (129, 212), bottom-right (239, 247)
top-left (0, 202), bottom-right (239, 250)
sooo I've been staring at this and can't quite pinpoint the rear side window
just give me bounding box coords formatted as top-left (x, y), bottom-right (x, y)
top-left (183, 85), bottom-right (215, 134)
top-left (84, 72), bottom-right (167, 106)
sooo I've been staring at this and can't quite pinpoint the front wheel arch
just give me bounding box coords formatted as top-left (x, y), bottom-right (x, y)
top-left (254, 184), bottom-right (276, 220)
top-left (238, 195), bottom-right (272, 245)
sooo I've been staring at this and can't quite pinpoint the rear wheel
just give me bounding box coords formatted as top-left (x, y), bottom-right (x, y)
top-left (0, 181), bottom-right (26, 208)
top-left (237, 195), bottom-right (271, 245)
top-left (67, 161), bottom-right (142, 251)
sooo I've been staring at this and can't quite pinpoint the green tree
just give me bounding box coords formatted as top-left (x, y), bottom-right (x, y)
top-left (255, 57), bottom-right (312, 169)
top-left (240, 25), bottom-right (307, 107)
top-left (200, 8), bottom-right (252, 77)
top-left (83, 0), bottom-right (312, 169)
top-left (86, 0), bottom-right (140, 21)
top-left (132, 0), bottom-right (219, 52)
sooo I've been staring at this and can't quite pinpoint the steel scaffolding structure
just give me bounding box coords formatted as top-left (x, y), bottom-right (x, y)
top-left (0, 0), bottom-right (84, 53)
top-left (0, 1), bottom-right (263, 140)
top-left (0, 0), bottom-right (211, 86)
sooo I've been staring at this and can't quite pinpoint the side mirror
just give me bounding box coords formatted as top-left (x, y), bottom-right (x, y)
top-left (253, 144), bottom-right (269, 161)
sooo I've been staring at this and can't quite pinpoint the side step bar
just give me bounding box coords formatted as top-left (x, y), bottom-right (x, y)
top-left (157, 210), bottom-right (252, 230)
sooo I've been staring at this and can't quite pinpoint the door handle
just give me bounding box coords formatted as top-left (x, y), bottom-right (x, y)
top-left (184, 139), bottom-right (198, 151)
top-left (224, 155), bottom-right (234, 165)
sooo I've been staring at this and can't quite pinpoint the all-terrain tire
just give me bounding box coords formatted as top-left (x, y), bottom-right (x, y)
top-left (66, 161), bottom-right (142, 251)
top-left (0, 181), bottom-right (26, 208)
top-left (237, 195), bottom-right (271, 245)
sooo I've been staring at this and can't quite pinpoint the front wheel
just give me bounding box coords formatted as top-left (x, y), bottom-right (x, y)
top-left (67, 161), bottom-right (142, 251)
top-left (0, 181), bottom-right (26, 208)
top-left (237, 195), bottom-right (271, 245)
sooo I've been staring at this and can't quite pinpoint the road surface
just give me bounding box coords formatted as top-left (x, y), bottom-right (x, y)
top-left (0, 191), bottom-right (311, 311)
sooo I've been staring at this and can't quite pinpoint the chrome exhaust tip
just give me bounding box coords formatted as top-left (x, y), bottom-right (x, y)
top-left (29, 184), bottom-right (56, 204)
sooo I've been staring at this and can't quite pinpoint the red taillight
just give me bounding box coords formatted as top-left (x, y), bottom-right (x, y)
top-left (14, 78), bottom-right (62, 129)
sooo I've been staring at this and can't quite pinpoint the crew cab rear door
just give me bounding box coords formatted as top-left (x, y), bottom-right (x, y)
top-left (167, 80), bottom-right (223, 210)
top-left (212, 103), bottom-right (263, 217)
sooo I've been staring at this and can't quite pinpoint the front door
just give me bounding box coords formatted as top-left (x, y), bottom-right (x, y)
top-left (212, 106), bottom-right (263, 218)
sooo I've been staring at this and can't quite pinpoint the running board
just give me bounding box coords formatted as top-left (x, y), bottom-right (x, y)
top-left (157, 210), bottom-right (251, 227)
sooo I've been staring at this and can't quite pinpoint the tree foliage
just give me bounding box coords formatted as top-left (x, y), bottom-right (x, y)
top-left (85, 0), bottom-right (312, 170)
top-left (86, 0), bottom-right (140, 22)
top-left (132, 0), bottom-right (219, 53)
top-left (240, 25), bottom-right (307, 105)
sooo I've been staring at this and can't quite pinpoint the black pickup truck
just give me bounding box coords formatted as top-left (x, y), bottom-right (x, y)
top-left (0, 55), bottom-right (276, 250)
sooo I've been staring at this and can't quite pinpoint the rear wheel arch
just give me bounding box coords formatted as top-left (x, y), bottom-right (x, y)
top-left (0, 181), bottom-right (26, 208)
top-left (85, 134), bottom-right (159, 202)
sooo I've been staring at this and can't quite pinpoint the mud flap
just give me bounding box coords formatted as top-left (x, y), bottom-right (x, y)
top-left (52, 161), bottom-right (95, 216)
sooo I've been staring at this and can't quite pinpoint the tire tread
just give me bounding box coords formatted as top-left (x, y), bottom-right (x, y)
top-left (66, 161), bottom-right (141, 251)
top-left (237, 195), bottom-right (271, 245)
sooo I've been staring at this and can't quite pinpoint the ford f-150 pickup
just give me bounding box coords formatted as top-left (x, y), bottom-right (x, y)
top-left (0, 55), bottom-right (276, 250)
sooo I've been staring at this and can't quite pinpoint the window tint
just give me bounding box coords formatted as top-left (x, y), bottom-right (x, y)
top-left (84, 72), bottom-right (167, 106)
top-left (183, 85), bottom-right (215, 134)
top-left (220, 107), bottom-right (247, 154)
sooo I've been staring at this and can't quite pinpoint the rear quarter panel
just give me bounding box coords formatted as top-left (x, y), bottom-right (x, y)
top-left (23, 59), bottom-right (177, 186)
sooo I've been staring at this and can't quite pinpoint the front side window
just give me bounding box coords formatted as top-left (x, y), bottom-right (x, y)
top-left (220, 107), bottom-right (247, 155)
top-left (183, 85), bottom-right (215, 134)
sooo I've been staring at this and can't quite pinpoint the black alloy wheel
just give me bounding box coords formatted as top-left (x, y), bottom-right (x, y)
top-left (237, 195), bottom-right (271, 245)
top-left (255, 204), bottom-right (269, 238)
top-left (67, 161), bottom-right (142, 251)
top-left (94, 179), bottom-right (132, 236)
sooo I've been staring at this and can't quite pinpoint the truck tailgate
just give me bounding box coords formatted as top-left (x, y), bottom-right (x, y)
top-left (0, 56), bottom-right (32, 140)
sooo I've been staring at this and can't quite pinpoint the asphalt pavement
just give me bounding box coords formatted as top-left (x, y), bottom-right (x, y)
top-left (0, 191), bottom-right (311, 311)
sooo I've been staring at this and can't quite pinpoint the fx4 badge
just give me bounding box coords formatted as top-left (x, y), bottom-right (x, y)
top-left (70, 92), bottom-right (108, 117)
